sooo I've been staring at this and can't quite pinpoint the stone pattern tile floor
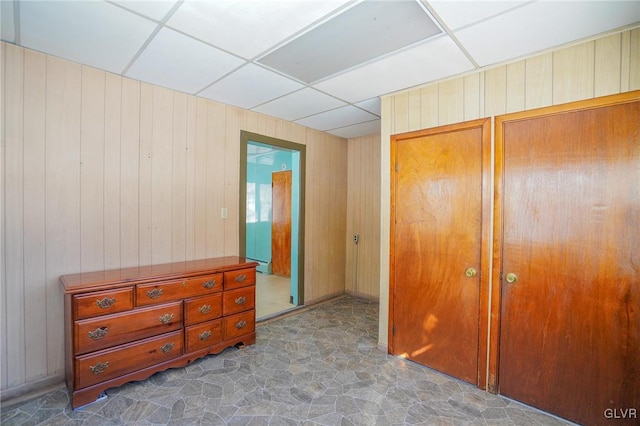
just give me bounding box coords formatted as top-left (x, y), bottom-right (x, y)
top-left (1, 297), bottom-right (573, 425)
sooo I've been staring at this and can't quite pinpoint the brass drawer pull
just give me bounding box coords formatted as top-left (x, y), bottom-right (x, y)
top-left (235, 274), bottom-right (246, 283)
top-left (88, 326), bottom-right (108, 340)
top-left (236, 320), bottom-right (247, 329)
top-left (203, 279), bottom-right (217, 289)
top-left (89, 361), bottom-right (109, 375)
top-left (146, 288), bottom-right (163, 299)
top-left (160, 343), bottom-right (174, 353)
top-left (159, 313), bottom-right (175, 324)
top-left (198, 304), bottom-right (211, 315)
top-left (235, 296), bottom-right (246, 305)
top-left (95, 297), bottom-right (115, 309)
top-left (199, 330), bottom-right (212, 341)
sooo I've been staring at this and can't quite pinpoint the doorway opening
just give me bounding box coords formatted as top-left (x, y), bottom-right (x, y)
top-left (239, 131), bottom-right (305, 321)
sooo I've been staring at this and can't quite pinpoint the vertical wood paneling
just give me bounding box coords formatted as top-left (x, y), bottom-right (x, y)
top-left (224, 106), bottom-right (241, 256)
top-left (630, 28), bottom-right (640, 90)
top-left (4, 43), bottom-right (25, 386)
top-left (438, 78), bottom-right (464, 125)
top-left (150, 86), bottom-right (173, 265)
top-left (138, 83), bottom-right (153, 266)
top-left (525, 53), bottom-right (553, 110)
top-left (420, 85), bottom-right (438, 129)
top-left (407, 89), bottom-right (421, 131)
top-left (23, 49), bottom-right (47, 381)
top-left (45, 55), bottom-right (81, 375)
top-left (553, 42), bottom-right (595, 104)
top-left (506, 61), bottom-right (526, 113)
top-left (484, 66), bottom-right (507, 116)
top-left (172, 92), bottom-right (188, 262)
top-left (193, 98), bottom-right (208, 259)
top-left (464, 73), bottom-right (481, 120)
top-left (119, 77), bottom-right (140, 268)
top-left (80, 66), bottom-right (105, 273)
top-left (206, 101), bottom-right (225, 258)
top-left (393, 92), bottom-right (409, 134)
top-left (594, 33), bottom-right (622, 97)
top-left (104, 73), bottom-right (122, 270)
top-left (185, 95), bottom-right (197, 261)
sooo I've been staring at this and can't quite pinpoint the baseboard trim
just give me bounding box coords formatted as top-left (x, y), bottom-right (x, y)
top-left (1, 374), bottom-right (65, 408)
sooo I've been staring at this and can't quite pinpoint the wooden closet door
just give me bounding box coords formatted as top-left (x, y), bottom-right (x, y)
top-left (496, 97), bottom-right (640, 425)
top-left (390, 120), bottom-right (490, 386)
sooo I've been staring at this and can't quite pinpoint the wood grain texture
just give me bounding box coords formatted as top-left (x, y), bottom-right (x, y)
top-left (496, 94), bottom-right (640, 425)
top-left (438, 78), bottom-right (464, 125)
top-left (104, 73), bottom-right (122, 270)
top-left (272, 171), bottom-right (292, 277)
top-left (553, 41), bottom-right (595, 104)
top-left (595, 33), bottom-right (622, 97)
top-left (525, 53), bottom-right (553, 110)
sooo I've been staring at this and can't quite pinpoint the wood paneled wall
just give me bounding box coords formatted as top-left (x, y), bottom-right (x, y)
top-left (378, 28), bottom-right (640, 349)
top-left (0, 42), bottom-right (348, 397)
top-left (346, 134), bottom-right (381, 300)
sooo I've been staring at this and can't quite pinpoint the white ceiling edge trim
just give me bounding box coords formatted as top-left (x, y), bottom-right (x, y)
top-left (381, 23), bottom-right (640, 102)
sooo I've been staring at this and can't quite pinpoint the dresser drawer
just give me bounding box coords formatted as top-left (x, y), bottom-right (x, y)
top-left (223, 286), bottom-right (255, 316)
top-left (224, 268), bottom-right (256, 290)
top-left (184, 294), bottom-right (222, 326)
top-left (185, 320), bottom-right (223, 353)
top-left (75, 331), bottom-right (183, 390)
top-left (223, 310), bottom-right (255, 340)
top-left (136, 273), bottom-right (222, 306)
top-left (74, 288), bottom-right (134, 320)
top-left (74, 302), bottom-right (182, 355)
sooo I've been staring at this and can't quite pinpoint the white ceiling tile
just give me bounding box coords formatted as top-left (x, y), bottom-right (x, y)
top-left (18, 1), bottom-right (157, 74)
top-left (328, 119), bottom-right (381, 139)
top-left (1, 0), bottom-right (15, 43)
top-left (427, 0), bottom-right (528, 30)
top-left (355, 98), bottom-right (381, 116)
top-left (198, 64), bottom-right (304, 109)
top-left (167, 0), bottom-right (351, 59)
top-left (455, 1), bottom-right (640, 67)
top-left (110, 1), bottom-right (179, 21)
top-left (126, 27), bottom-right (245, 94)
top-left (252, 88), bottom-right (346, 121)
top-left (315, 35), bottom-right (474, 102)
top-left (294, 105), bottom-right (378, 131)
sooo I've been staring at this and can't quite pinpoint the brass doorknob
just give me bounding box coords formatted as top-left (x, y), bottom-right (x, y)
top-left (465, 267), bottom-right (477, 278)
top-left (505, 273), bottom-right (518, 283)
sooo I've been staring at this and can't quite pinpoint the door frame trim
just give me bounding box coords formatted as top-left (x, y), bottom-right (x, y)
top-left (239, 130), bottom-right (306, 306)
top-left (389, 117), bottom-right (492, 390)
top-left (490, 90), bottom-right (640, 392)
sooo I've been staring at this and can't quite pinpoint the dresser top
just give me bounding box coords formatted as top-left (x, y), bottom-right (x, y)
top-left (60, 256), bottom-right (258, 294)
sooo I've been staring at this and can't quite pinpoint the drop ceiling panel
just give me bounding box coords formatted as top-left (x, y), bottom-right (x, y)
top-left (18, 1), bottom-right (157, 74)
top-left (126, 27), bottom-right (245, 94)
top-left (258, 0), bottom-right (442, 83)
top-left (167, 0), bottom-right (351, 60)
top-left (355, 98), bottom-right (382, 116)
top-left (428, 0), bottom-right (528, 31)
top-left (328, 119), bottom-right (381, 139)
top-left (294, 105), bottom-right (378, 131)
top-left (315, 35), bottom-right (474, 103)
top-left (455, 1), bottom-right (640, 67)
top-left (252, 88), bottom-right (346, 121)
top-left (198, 64), bottom-right (304, 109)
top-left (111, 0), bottom-right (179, 21)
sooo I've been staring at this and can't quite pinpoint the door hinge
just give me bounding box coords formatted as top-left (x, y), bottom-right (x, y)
top-left (395, 162), bottom-right (399, 172)
top-left (392, 325), bottom-right (396, 335)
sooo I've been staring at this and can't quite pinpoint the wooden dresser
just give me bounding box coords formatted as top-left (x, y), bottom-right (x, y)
top-left (60, 256), bottom-right (258, 409)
